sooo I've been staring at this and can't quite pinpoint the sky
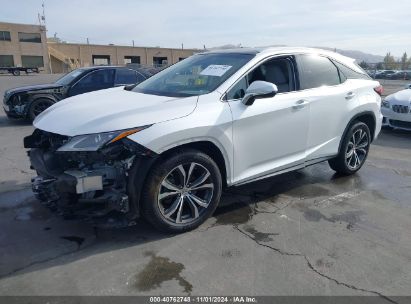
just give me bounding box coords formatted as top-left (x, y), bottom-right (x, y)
top-left (1, 0), bottom-right (410, 57)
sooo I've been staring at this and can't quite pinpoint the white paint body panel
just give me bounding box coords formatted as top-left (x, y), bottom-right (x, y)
top-left (34, 47), bottom-right (382, 186)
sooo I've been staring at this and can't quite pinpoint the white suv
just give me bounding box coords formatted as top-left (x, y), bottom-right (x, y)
top-left (25, 47), bottom-right (383, 232)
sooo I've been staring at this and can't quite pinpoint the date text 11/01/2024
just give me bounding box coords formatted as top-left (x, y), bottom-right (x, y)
top-left (149, 296), bottom-right (257, 303)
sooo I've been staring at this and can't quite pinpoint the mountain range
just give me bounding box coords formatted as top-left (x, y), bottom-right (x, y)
top-left (207, 44), bottom-right (384, 63)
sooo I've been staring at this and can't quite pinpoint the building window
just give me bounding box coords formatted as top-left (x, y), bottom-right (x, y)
top-left (179, 57), bottom-right (186, 61)
top-left (21, 56), bottom-right (44, 67)
top-left (0, 55), bottom-right (14, 67)
top-left (0, 31), bottom-right (11, 41)
top-left (124, 56), bottom-right (141, 64)
top-left (18, 32), bottom-right (42, 43)
top-left (92, 55), bottom-right (110, 66)
top-left (153, 56), bottom-right (168, 67)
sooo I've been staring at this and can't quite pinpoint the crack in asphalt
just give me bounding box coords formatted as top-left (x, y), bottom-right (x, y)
top-left (234, 221), bottom-right (398, 304)
top-left (303, 255), bottom-right (398, 304)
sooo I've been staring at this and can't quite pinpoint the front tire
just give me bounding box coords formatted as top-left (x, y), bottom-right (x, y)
top-left (329, 121), bottom-right (371, 175)
top-left (28, 98), bottom-right (54, 121)
top-left (140, 150), bottom-right (222, 233)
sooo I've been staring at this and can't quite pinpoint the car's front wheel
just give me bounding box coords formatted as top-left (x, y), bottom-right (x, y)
top-left (28, 98), bottom-right (54, 121)
top-left (140, 150), bottom-right (222, 233)
top-left (329, 121), bottom-right (371, 175)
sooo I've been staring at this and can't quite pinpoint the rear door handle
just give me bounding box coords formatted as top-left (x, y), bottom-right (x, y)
top-left (345, 92), bottom-right (356, 100)
top-left (292, 99), bottom-right (309, 110)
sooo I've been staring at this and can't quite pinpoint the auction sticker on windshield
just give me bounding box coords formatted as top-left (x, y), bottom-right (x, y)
top-left (200, 65), bottom-right (232, 77)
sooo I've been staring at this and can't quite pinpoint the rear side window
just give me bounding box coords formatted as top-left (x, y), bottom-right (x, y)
top-left (115, 69), bottom-right (138, 85)
top-left (332, 60), bottom-right (370, 81)
top-left (297, 55), bottom-right (340, 90)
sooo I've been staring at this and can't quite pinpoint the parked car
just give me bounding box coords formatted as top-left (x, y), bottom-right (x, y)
top-left (24, 47), bottom-right (383, 232)
top-left (386, 71), bottom-right (411, 80)
top-left (381, 87), bottom-right (411, 131)
top-left (375, 70), bottom-right (397, 79)
top-left (3, 66), bottom-right (151, 121)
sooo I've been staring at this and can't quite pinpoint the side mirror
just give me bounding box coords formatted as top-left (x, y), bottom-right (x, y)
top-left (242, 81), bottom-right (278, 106)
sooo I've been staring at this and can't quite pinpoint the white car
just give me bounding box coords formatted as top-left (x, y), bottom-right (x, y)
top-left (24, 47), bottom-right (383, 232)
top-left (382, 88), bottom-right (411, 131)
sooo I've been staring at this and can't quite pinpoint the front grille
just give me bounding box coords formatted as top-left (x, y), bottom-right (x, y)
top-left (392, 105), bottom-right (410, 114)
top-left (389, 120), bottom-right (411, 129)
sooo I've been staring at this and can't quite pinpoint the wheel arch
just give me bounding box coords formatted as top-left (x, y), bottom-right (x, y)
top-left (25, 94), bottom-right (58, 117)
top-left (127, 139), bottom-right (230, 220)
top-left (339, 111), bottom-right (376, 153)
top-left (159, 140), bottom-right (229, 188)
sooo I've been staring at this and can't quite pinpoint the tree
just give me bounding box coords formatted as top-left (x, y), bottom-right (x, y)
top-left (359, 61), bottom-right (369, 69)
top-left (375, 62), bottom-right (384, 70)
top-left (401, 52), bottom-right (409, 70)
top-left (383, 52), bottom-right (397, 69)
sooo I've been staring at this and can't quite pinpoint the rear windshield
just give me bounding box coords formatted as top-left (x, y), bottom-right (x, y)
top-left (133, 53), bottom-right (254, 97)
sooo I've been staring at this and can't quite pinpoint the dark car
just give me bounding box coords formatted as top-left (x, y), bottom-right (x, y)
top-left (3, 66), bottom-right (151, 121)
top-left (374, 70), bottom-right (396, 79)
top-left (386, 71), bottom-right (411, 80)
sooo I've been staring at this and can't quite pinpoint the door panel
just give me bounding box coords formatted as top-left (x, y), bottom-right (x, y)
top-left (304, 84), bottom-right (350, 159)
top-left (229, 91), bottom-right (310, 184)
top-left (296, 54), bottom-right (352, 160)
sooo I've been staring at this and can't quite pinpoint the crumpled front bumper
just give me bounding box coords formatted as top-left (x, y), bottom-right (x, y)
top-left (28, 147), bottom-right (131, 224)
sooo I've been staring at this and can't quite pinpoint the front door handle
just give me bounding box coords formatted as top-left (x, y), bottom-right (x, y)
top-left (292, 99), bottom-right (309, 110)
top-left (345, 92), bottom-right (356, 100)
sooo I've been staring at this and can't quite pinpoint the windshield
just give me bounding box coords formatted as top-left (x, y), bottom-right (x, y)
top-left (133, 53), bottom-right (254, 97)
top-left (55, 69), bottom-right (86, 86)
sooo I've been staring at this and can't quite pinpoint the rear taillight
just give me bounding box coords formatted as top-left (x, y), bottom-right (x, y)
top-left (374, 85), bottom-right (384, 96)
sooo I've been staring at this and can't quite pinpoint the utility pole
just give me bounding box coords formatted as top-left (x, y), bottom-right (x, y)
top-left (132, 40), bottom-right (135, 47)
top-left (181, 43), bottom-right (184, 50)
top-left (87, 38), bottom-right (89, 45)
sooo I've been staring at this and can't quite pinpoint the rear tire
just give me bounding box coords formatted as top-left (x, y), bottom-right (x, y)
top-left (140, 149), bottom-right (222, 233)
top-left (328, 121), bottom-right (371, 175)
top-left (28, 98), bottom-right (54, 121)
top-left (13, 70), bottom-right (20, 76)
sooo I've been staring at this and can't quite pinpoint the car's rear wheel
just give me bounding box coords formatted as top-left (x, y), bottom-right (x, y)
top-left (140, 150), bottom-right (222, 233)
top-left (28, 98), bottom-right (54, 121)
top-left (12, 70), bottom-right (20, 76)
top-left (329, 121), bottom-right (371, 175)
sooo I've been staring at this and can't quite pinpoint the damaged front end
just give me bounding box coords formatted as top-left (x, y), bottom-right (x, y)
top-left (24, 128), bottom-right (156, 227)
top-left (3, 93), bottom-right (29, 118)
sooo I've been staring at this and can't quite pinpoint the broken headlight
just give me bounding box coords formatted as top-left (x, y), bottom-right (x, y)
top-left (57, 126), bottom-right (150, 152)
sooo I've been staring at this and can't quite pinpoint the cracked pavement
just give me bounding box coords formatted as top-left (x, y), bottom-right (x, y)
top-left (0, 75), bottom-right (411, 300)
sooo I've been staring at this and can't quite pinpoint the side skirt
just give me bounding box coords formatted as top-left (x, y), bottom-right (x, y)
top-left (232, 155), bottom-right (336, 187)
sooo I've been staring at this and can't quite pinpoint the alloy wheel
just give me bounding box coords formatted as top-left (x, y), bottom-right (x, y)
top-left (345, 128), bottom-right (369, 170)
top-left (157, 162), bottom-right (214, 224)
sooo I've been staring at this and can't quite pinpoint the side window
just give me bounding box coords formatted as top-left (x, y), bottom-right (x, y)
top-left (135, 71), bottom-right (147, 84)
top-left (226, 76), bottom-right (247, 100)
top-left (70, 69), bottom-right (115, 96)
top-left (332, 60), bottom-right (371, 81)
top-left (297, 55), bottom-right (341, 90)
top-left (115, 69), bottom-right (138, 85)
top-left (226, 57), bottom-right (295, 100)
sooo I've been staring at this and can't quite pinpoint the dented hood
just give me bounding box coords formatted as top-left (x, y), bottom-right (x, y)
top-left (34, 87), bottom-right (198, 136)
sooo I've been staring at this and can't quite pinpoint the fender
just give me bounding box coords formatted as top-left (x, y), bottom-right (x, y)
top-left (156, 137), bottom-right (233, 185)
